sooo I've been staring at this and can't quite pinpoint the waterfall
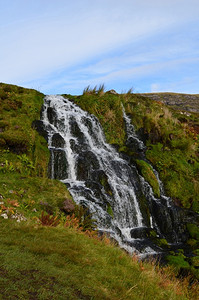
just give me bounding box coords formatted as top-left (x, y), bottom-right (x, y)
top-left (40, 95), bottom-right (190, 255)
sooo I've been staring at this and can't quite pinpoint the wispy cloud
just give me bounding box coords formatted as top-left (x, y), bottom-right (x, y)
top-left (0, 0), bottom-right (199, 94)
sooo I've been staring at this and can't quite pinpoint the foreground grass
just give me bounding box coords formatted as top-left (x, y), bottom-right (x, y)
top-left (0, 218), bottom-right (195, 300)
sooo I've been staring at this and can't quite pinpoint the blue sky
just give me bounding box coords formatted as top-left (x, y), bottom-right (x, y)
top-left (0, 0), bottom-right (199, 95)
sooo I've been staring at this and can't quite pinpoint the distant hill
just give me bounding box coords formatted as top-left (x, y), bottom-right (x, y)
top-left (138, 93), bottom-right (199, 113)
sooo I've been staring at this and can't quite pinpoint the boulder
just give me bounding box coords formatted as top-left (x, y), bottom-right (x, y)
top-left (61, 198), bottom-right (75, 213)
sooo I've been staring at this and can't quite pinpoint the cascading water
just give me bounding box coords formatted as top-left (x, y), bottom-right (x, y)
top-left (38, 95), bottom-right (192, 256)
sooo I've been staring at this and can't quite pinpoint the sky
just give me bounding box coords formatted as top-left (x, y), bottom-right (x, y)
top-left (0, 0), bottom-right (199, 95)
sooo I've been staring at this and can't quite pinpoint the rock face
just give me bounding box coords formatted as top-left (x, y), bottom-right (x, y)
top-left (138, 93), bottom-right (199, 113)
top-left (37, 95), bottom-right (198, 256)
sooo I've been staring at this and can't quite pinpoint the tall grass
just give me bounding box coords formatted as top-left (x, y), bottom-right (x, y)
top-left (83, 84), bottom-right (106, 96)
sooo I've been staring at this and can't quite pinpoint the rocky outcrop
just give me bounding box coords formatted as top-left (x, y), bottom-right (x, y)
top-left (138, 93), bottom-right (199, 113)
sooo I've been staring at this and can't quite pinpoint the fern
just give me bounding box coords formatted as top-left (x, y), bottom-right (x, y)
top-left (38, 211), bottom-right (60, 227)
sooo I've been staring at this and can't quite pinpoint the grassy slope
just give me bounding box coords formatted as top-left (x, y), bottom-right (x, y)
top-left (0, 83), bottom-right (198, 299)
top-left (1, 218), bottom-right (193, 300)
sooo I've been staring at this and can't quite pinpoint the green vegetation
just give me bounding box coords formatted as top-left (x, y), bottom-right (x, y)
top-left (63, 86), bottom-right (126, 146)
top-left (136, 159), bottom-right (160, 197)
top-left (0, 217), bottom-right (198, 300)
top-left (0, 173), bottom-right (72, 220)
top-left (187, 224), bottom-right (199, 241)
top-left (0, 83), bottom-right (49, 177)
top-left (107, 203), bottom-right (114, 217)
top-left (121, 93), bottom-right (199, 212)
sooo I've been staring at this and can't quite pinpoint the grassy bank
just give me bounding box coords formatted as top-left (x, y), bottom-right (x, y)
top-left (0, 218), bottom-right (197, 300)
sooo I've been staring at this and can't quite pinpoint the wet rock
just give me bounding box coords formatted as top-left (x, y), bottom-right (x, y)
top-left (47, 107), bottom-right (57, 124)
top-left (150, 199), bottom-right (190, 243)
top-left (126, 136), bottom-right (146, 153)
top-left (69, 117), bottom-right (84, 142)
top-left (76, 151), bottom-right (100, 180)
top-left (51, 133), bottom-right (65, 148)
top-left (49, 149), bottom-right (68, 180)
top-left (130, 227), bottom-right (152, 239)
top-left (32, 120), bottom-right (49, 141)
top-left (91, 170), bottom-right (113, 196)
top-left (61, 198), bottom-right (75, 213)
top-left (85, 180), bottom-right (107, 203)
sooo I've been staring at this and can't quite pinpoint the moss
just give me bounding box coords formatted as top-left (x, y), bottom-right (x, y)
top-left (99, 174), bottom-right (112, 196)
top-left (107, 203), bottom-right (114, 217)
top-left (187, 223), bottom-right (199, 241)
top-left (0, 137), bottom-right (6, 146)
top-left (190, 256), bottom-right (199, 268)
top-left (192, 201), bottom-right (199, 213)
top-left (136, 159), bottom-right (160, 198)
top-left (149, 230), bottom-right (157, 238)
top-left (166, 254), bottom-right (190, 270)
top-left (155, 238), bottom-right (169, 248)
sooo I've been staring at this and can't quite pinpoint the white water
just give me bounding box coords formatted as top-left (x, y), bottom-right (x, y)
top-left (42, 96), bottom-right (146, 244)
top-left (41, 95), bottom-right (184, 254)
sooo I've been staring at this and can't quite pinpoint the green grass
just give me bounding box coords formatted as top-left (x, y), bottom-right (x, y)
top-left (63, 90), bottom-right (126, 146)
top-left (0, 173), bottom-right (72, 220)
top-left (0, 83), bottom-right (49, 177)
top-left (0, 218), bottom-right (194, 300)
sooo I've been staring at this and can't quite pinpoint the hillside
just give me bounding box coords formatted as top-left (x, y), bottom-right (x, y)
top-left (0, 83), bottom-right (199, 299)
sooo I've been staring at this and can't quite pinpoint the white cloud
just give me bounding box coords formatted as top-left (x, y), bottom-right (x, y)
top-left (0, 0), bottom-right (199, 93)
